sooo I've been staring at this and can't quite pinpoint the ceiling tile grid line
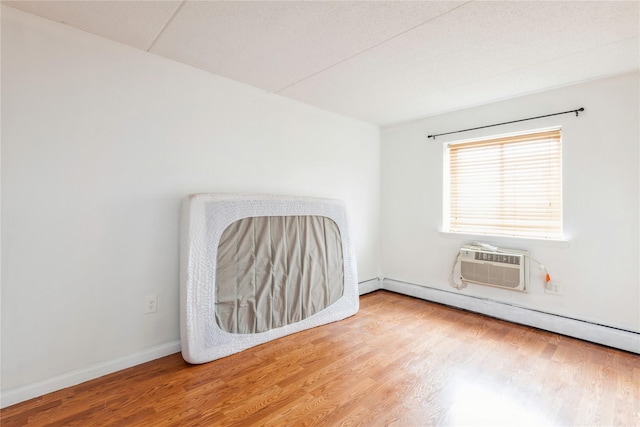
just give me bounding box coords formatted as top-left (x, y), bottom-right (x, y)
top-left (146, 0), bottom-right (186, 52)
top-left (276, 1), bottom-right (640, 124)
top-left (3, 0), bottom-right (184, 51)
top-left (272, 0), bottom-right (473, 94)
top-left (148, 1), bottom-right (468, 93)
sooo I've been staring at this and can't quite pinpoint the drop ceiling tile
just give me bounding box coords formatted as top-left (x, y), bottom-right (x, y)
top-left (150, 0), bottom-right (465, 92)
top-left (371, 37), bottom-right (640, 125)
top-left (3, 0), bottom-right (638, 125)
top-left (279, 1), bottom-right (640, 124)
top-left (3, 1), bottom-right (181, 50)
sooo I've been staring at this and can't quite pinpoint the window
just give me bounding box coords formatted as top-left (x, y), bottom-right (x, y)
top-left (444, 128), bottom-right (562, 240)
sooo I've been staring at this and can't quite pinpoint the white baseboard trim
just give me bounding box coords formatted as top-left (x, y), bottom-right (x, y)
top-left (383, 278), bottom-right (640, 354)
top-left (359, 278), bottom-right (382, 295)
top-left (0, 340), bottom-right (181, 409)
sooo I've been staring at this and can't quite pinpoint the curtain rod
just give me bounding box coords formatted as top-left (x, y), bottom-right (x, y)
top-left (427, 108), bottom-right (584, 140)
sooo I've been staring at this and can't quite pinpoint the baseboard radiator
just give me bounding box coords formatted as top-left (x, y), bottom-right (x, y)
top-left (381, 278), bottom-right (639, 354)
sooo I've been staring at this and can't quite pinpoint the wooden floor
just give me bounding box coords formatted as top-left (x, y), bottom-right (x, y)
top-left (2, 290), bottom-right (639, 426)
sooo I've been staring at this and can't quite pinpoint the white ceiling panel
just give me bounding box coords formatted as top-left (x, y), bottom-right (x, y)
top-left (371, 37), bottom-right (640, 125)
top-left (150, 1), bottom-right (465, 92)
top-left (3, 0), bottom-right (639, 125)
top-left (279, 1), bottom-right (640, 124)
top-left (3, 0), bottom-right (182, 50)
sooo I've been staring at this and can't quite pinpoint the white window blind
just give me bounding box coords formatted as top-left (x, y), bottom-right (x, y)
top-left (447, 129), bottom-right (562, 239)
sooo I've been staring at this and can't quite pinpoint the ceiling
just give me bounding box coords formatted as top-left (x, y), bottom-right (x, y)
top-left (4, 1), bottom-right (639, 126)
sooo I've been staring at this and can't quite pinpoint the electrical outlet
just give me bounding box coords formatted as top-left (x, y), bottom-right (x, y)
top-left (545, 281), bottom-right (562, 295)
top-left (144, 294), bottom-right (158, 314)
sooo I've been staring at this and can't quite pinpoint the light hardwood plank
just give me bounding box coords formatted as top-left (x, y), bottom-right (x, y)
top-left (2, 290), bottom-right (638, 426)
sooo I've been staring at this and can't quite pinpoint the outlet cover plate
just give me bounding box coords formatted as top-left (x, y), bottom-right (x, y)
top-left (544, 282), bottom-right (562, 295)
top-left (144, 294), bottom-right (158, 314)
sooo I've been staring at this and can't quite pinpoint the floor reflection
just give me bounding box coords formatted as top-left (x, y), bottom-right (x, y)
top-left (441, 380), bottom-right (554, 426)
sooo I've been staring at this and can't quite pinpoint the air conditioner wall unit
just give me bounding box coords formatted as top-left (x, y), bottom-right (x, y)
top-left (459, 244), bottom-right (528, 292)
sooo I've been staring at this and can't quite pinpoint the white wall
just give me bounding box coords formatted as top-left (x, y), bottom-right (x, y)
top-left (1, 7), bottom-right (380, 402)
top-left (381, 72), bottom-right (639, 334)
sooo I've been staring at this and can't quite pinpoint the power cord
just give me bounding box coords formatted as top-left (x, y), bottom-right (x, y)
top-left (448, 251), bottom-right (467, 290)
top-left (528, 255), bottom-right (552, 290)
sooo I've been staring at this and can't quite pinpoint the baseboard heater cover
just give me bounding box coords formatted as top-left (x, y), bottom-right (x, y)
top-left (382, 278), bottom-right (640, 354)
top-left (180, 194), bottom-right (359, 364)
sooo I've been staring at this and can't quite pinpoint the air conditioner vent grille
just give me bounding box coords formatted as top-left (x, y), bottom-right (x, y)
top-left (474, 252), bottom-right (521, 265)
top-left (459, 244), bottom-right (528, 292)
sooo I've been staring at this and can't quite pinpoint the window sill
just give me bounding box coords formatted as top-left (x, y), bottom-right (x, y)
top-left (438, 231), bottom-right (570, 248)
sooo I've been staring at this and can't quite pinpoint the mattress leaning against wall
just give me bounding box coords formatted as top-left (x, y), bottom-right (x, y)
top-left (180, 193), bottom-right (359, 364)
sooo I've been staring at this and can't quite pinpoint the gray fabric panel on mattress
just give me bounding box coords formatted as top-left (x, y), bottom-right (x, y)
top-left (215, 215), bottom-right (344, 334)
